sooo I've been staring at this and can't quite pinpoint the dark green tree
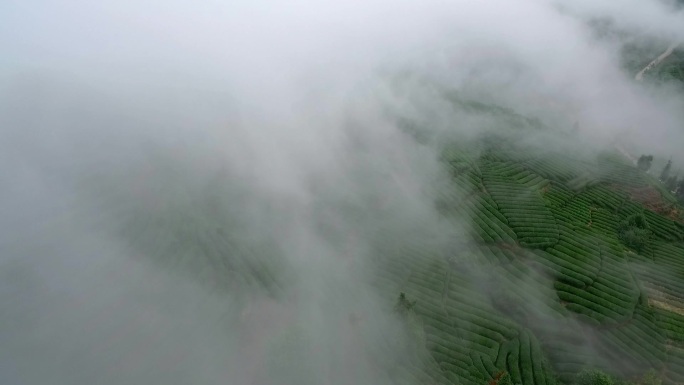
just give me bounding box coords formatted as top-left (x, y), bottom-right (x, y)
top-left (577, 368), bottom-right (663, 385)
top-left (394, 292), bottom-right (416, 315)
top-left (498, 372), bottom-right (513, 385)
top-left (638, 370), bottom-right (662, 385)
top-left (617, 213), bottom-right (651, 252)
top-left (615, 369), bottom-right (664, 385)
top-left (490, 371), bottom-right (513, 385)
top-left (637, 155), bottom-right (653, 171)
top-left (660, 159), bottom-right (672, 181)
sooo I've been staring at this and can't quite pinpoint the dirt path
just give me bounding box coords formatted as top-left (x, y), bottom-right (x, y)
top-left (614, 143), bottom-right (638, 166)
top-left (635, 42), bottom-right (680, 81)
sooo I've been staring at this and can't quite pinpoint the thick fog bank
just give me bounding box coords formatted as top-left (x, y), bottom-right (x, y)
top-left (1, 0), bottom-right (684, 384)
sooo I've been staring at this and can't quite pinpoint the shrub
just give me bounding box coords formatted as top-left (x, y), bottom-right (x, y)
top-left (637, 155), bottom-right (653, 172)
top-left (576, 369), bottom-right (614, 385)
top-left (394, 292), bottom-right (416, 315)
top-left (617, 214), bottom-right (651, 252)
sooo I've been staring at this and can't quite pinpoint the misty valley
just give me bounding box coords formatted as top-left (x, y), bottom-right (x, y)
top-left (2, 1), bottom-right (684, 385)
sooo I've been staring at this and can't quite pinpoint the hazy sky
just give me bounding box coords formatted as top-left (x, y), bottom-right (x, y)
top-left (1, 1), bottom-right (684, 384)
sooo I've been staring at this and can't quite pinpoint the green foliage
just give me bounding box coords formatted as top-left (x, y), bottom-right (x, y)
top-left (617, 213), bottom-right (651, 252)
top-left (394, 292), bottom-right (416, 315)
top-left (638, 369), bottom-right (662, 385)
top-left (614, 369), bottom-right (663, 385)
top-left (387, 128), bottom-right (684, 385)
top-left (576, 369), bottom-right (615, 385)
top-left (626, 213), bottom-right (649, 229)
top-left (638, 155), bottom-right (653, 172)
top-left (620, 227), bottom-right (651, 251)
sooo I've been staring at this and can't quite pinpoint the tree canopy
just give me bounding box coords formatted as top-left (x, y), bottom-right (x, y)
top-left (637, 155), bottom-right (653, 171)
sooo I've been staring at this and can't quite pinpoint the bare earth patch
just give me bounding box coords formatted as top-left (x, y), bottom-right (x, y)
top-left (649, 298), bottom-right (684, 317)
top-left (609, 184), bottom-right (681, 221)
top-left (646, 285), bottom-right (684, 316)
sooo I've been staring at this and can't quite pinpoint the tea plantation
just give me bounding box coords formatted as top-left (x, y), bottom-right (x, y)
top-left (110, 116), bottom-right (684, 385)
top-left (373, 134), bottom-right (684, 385)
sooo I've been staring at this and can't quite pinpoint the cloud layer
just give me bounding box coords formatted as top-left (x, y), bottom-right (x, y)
top-left (1, 0), bottom-right (683, 384)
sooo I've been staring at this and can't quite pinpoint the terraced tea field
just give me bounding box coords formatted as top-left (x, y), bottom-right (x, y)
top-left (369, 134), bottom-right (684, 385)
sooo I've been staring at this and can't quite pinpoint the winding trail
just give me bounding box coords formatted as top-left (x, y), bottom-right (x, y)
top-left (615, 143), bottom-right (638, 166)
top-left (635, 42), bottom-right (680, 81)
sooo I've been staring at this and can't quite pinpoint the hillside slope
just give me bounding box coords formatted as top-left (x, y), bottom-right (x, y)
top-left (375, 110), bottom-right (684, 385)
top-left (105, 102), bottom-right (684, 385)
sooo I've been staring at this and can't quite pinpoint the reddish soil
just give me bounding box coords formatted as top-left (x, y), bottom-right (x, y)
top-left (609, 184), bottom-right (682, 222)
top-left (489, 372), bottom-right (505, 385)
